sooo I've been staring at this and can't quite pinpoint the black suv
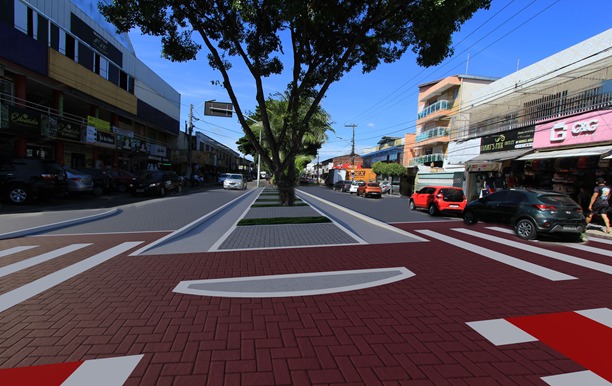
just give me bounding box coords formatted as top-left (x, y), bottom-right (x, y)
top-left (463, 189), bottom-right (586, 240)
top-left (130, 171), bottom-right (182, 197)
top-left (0, 158), bottom-right (68, 204)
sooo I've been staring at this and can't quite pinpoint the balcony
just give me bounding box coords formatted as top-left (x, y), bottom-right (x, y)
top-left (416, 127), bottom-right (448, 143)
top-left (408, 153), bottom-right (445, 166)
top-left (417, 100), bottom-right (453, 120)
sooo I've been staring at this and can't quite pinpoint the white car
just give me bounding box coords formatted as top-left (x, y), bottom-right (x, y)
top-left (349, 180), bottom-right (365, 194)
top-left (223, 173), bottom-right (247, 190)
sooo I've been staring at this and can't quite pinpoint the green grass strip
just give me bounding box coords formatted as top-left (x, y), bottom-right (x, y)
top-left (237, 216), bottom-right (331, 226)
top-left (251, 203), bottom-right (309, 208)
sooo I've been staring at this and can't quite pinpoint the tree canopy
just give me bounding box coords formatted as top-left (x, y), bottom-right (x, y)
top-left (100, 0), bottom-right (491, 203)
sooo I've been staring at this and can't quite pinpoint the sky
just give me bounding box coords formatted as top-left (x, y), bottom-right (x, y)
top-left (127, 0), bottom-right (611, 163)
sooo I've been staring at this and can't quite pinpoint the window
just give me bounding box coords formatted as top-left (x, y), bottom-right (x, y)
top-left (14, 1), bottom-right (28, 34)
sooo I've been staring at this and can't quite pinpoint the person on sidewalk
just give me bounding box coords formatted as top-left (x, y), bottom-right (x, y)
top-left (586, 177), bottom-right (611, 234)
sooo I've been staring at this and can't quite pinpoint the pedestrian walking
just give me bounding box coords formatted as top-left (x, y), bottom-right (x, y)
top-left (586, 177), bottom-right (611, 234)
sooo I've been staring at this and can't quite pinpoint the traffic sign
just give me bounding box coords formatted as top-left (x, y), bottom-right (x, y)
top-left (204, 101), bottom-right (233, 117)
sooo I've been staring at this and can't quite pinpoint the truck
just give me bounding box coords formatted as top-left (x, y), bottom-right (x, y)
top-left (325, 169), bottom-right (347, 187)
top-left (350, 168), bottom-right (377, 182)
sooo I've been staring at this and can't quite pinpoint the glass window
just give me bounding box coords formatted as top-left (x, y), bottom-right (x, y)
top-left (14, 1), bottom-right (28, 34)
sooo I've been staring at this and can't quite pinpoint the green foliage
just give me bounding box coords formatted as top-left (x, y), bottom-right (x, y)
top-left (237, 216), bottom-right (331, 226)
top-left (372, 161), bottom-right (406, 178)
top-left (100, 0), bottom-right (490, 204)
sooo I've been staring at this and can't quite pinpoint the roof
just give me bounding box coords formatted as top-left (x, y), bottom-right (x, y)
top-left (418, 74), bottom-right (500, 88)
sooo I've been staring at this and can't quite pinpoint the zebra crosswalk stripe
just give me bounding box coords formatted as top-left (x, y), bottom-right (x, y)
top-left (0, 241), bottom-right (143, 314)
top-left (453, 228), bottom-right (612, 275)
top-left (415, 229), bottom-right (576, 281)
top-left (0, 244), bottom-right (91, 278)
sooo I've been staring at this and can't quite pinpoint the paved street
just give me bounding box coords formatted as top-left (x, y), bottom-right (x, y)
top-left (0, 186), bottom-right (610, 385)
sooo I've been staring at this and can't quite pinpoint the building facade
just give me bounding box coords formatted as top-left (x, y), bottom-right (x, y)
top-left (455, 28), bottom-right (612, 201)
top-left (0, 0), bottom-right (180, 172)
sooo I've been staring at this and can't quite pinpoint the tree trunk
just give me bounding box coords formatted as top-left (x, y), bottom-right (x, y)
top-left (276, 173), bottom-right (295, 206)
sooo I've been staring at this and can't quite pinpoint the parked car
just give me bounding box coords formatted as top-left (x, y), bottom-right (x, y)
top-left (357, 182), bottom-right (383, 198)
top-left (223, 173), bottom-right (247, 190)
top-left (332, 180), bottom-right (351, 192)
top-left (349, 180), bottom-right (366, 194)
top-left (130, 170), bottom-right (182, 196)
top-left (379, 181), bottom-right (391, 194)
top-left (63, 167), bottom-right (94, 195)
top-left (409, 186), bottom-right (467, 216)
top-left (0, 158), bottom-right (68, 204)
top-left (106, 169), bottom-right (136, 192)
top-left (217, 173), bottom-right (229, 185)
top-left (77, 168), bottom-right (114, 196)
top-left (462, 189), bottom-right (586, 240)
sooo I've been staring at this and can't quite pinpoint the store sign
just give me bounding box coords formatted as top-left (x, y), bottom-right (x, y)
top-left (96, 131), bottom-right (116, 148)
top-left (87, 116), bottom-right (111, 132)
top-left (83, 126), bottom-right (97, 143)
top-left (70, 13), bottom-right (123, 67)
top-left (149, 144), bottom-right (167, 158)
top-left (8, 106), bottom-right (42, 135)
top-left (112, 126), bottom-right (134, 138)
top-left (480, 127), bottom-right (534, 153)
top-left (534, 110), bottom-right (612, 149)
top-left (55, 119), bottom-right (82, 141)
top-left (467, 162), bottom-right (501, 172)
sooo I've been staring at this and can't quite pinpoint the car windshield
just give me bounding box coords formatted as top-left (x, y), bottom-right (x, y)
top-left (138, 171), bottom-right (162, 181)
top-left (367, 183), bottom-right (378, 187)
top-left (227, 174), bottom-right (243, 179)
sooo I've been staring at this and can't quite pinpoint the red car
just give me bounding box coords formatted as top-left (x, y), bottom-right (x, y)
top-left (409, 186), bottom-right (467, 216)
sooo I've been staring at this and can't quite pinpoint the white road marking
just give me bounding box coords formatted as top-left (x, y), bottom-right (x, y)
top-left (416, 230), bottom-right (576, 281)
top-left (587, 236), bottom-right (612, 246)
top-left (576, 307), bottom-right (612, 328)
top-left (0, 245), bottom-right (38, 258)
top-left (0, 244), bottom-right (91, 278)
top-left (62, 355), bottom-right (144, 386)
top-left (488, 226), bottom-right (612, 257)
top-left (455, 228), bottom-right (612, 274)
top-left (466, 319), bottom-right (537, 346)
top-left (0, 241), bottom-right (142, 313)
top-left (174, 267), bottom-right (415, 298)
top-left (541, 370), bottom-right (611, 386)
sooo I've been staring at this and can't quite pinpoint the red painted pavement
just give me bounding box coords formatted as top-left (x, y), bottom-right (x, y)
top-left (0, 360), bottom-right (82, 386)
top-left (507, 311), bottom-right (612, 383)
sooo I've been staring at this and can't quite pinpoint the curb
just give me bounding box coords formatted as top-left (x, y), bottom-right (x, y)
top-left (0, 208), bottom-right (119, 240)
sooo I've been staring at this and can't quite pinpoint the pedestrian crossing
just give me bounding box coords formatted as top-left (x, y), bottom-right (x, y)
top-left (0, 240), bottom-right (143, 313)
top-left (414, 225), bottom-right (611, 281)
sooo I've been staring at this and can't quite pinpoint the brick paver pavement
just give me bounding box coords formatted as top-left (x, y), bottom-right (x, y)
top-left (0, 221), bottom-right (609, 385)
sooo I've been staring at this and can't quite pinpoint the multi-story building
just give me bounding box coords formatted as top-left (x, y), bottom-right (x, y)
top-left (360, 136), bottom-right (404, 168)
top-left (411, 75), bottom-right (498, 172)
top-left (456, 28), bottom-right (612, 201)
top-left (0, 0), bottom-right (180, 172)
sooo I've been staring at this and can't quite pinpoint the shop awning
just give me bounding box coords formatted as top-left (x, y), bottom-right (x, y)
top-left (468, 148), bottom-right (533, 162)
top-left (517, 145), bottom-right (612, 161)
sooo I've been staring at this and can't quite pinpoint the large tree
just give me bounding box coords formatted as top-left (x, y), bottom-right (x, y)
top-left (237, 94), bottom-right (332, 200)
top-left (100, 0), bottom-right (491, 204)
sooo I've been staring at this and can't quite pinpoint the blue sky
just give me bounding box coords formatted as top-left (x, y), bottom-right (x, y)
top-left (127, 0), bottom-right (611, 162)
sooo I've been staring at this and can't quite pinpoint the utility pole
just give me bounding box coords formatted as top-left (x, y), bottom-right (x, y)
top-left (345, 123), bottom-right (357, 167)
top-left (186, 103), bottom-right (194, 179)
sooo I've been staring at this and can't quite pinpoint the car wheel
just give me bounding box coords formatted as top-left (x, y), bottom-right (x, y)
top-left (428, 204), bottom-right (438, 216)
top-left (8, 184), bottom-right (30, 205)
top-left (92, 186), bottom-right (104, 196)
top-left (515, 219), bottom-right (537, 240)
top-left (117, 183), bottom-right (128, 193)
top-left (463, 210), bottom-right (477, 225)
top-left (409, 200), bottom-right (416, 211)
top-left (159, 186), bottom-right (166, 197)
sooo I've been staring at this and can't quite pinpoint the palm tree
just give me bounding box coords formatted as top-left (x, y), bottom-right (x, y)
top-left (237, 93), bottom-right (333, 204)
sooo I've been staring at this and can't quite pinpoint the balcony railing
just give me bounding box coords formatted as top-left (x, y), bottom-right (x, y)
top-left (417, 100), bottom-right (453, 120)
top-left (416, 127), bottom-right (448, 143)
top-left (408, 153), bottom-right (445, 166)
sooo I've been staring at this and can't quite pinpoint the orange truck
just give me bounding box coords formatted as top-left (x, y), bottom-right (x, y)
top-left (349, 168), bottom-right (377, 182)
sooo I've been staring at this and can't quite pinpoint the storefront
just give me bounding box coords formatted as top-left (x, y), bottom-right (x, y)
top-left (465, 127), bottom-right (535, 200)
top-left (516, 109), bottom-right (612, 205)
